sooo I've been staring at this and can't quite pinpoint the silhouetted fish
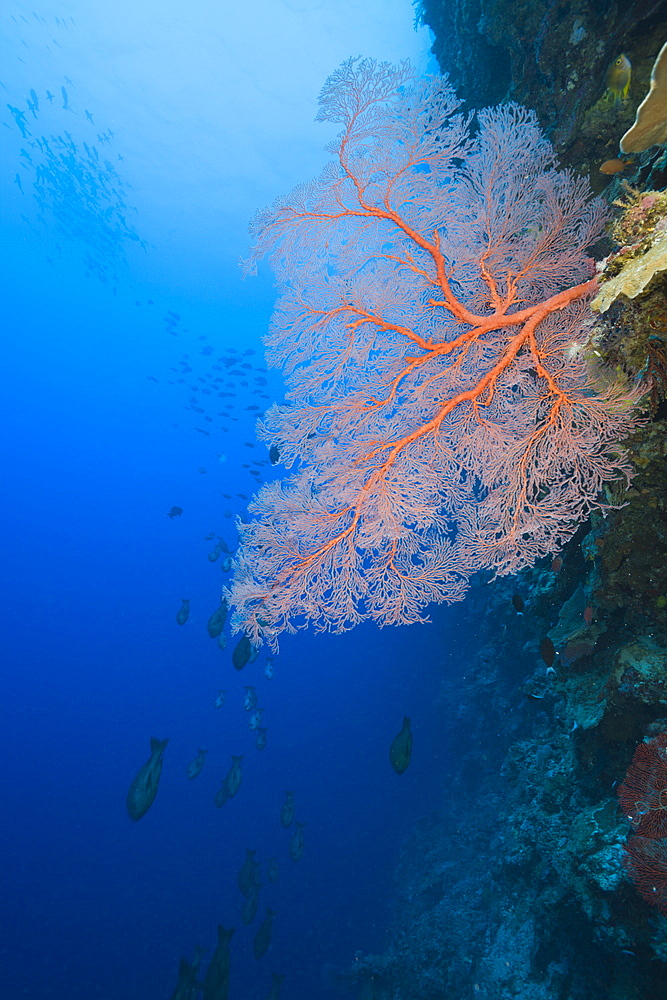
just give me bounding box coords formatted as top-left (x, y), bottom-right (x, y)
top-left (126, 737), bottom-right (168, 820)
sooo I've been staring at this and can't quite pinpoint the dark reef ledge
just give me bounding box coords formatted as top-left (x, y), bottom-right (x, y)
top-left (417, 0), bottom-right (667, 175)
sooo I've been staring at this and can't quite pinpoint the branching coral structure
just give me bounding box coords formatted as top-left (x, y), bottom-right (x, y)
top-left (229, 58), bottom-right (639, 648)
top-left (618, 733), bottom-right (667, 914)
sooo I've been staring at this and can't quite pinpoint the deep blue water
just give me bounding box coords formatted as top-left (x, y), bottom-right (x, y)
top-left (0, 4), bottom-right (477, 999)
top-left (1, 252), bottom-right (473, 1000)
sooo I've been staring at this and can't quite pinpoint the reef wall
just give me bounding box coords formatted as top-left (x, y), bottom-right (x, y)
top-left (417, 0), bottom-right (667, 176)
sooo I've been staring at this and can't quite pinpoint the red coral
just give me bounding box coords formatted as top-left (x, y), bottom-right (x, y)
top-left (622, 836), bottom-right (667, 915)
top-left (230, 58), bottom-right (639, 647)
top-left (618, 733), bottom-right (667, 839)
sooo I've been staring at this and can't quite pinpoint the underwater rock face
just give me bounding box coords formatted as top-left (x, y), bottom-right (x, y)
top-left (417, 0), bottom-right (667, 169)
top-left (613, 638), bottom-right (667, 706)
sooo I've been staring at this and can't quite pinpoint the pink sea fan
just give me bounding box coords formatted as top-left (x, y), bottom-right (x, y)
top-left (229, 58), bottom-right (638, 649)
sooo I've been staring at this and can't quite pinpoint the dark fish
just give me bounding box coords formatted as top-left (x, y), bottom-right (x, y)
top-left (265, 973), bottom-right (284, 999)
top-left (224, 755), bottom-right (243, 798)
top-left (61, 85), bottom-right (69, 109)
top-left (289, 822), bottom-right (305, 861)
top-left (389, 716), bottom-right (412, 774)
top-left (241, 884), bottom-right (260, 925)
top-left (176, 598), bottom-right (191, 625)
top-left (232, 635), bottom-right (251, 671)
top-left (187, 748), bottom-right (207, 780)
top-left (253, 907), bottom-right (276, 959)
top-left (511, 594), bottom-right (525, 614)
top-left (126, 737), bottom-right (168, 820)
top-left (539, 637), bottom-right (556, 668)
top-left (167, 506), bottom-right (183, 519)
top-left (202, 925), bottom-right (234, 1000)
top-left (238, 848), bottom-right (260, 896)
top-left (269, 445), bottom-right (280, 465)
top-left (168, 955), bottom-right (200, 1000)
top-left (207, 599), bottom-right (228, 638)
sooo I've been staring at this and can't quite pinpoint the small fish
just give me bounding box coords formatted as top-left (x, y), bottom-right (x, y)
top-left (203, 926), bottom-right (234, 999)
top-left (214, 689), bottom-right (226, 709)
top-left (244, 686), bottom-right (258, 712)
top-left (264, 658), bottom-right (274, 679)
top-left (224, 755), bottom-right (243, 798)
top-left (511, 594), bottom-right (525, 614)
top-left (539, 637), bottom-right (556, 669)
top-left (214, 783), bottom-right (228, 808)
top-left (255, 727), bottom-right (268, 751)
top-left (269, 445), bottom-right (280, 465)
top-left (207, 599), bottom-right (228, 638)
top-left (551, 556), bottom-right (563, 573)
top-left (241, 883), bottom-right (261, 925)
top-left (126, 737), bottom-right (168, 820)
top-left (168, 954), bottom-right (200, 1000)
top-left (606, 54), bottom-right (631, 108)
top-left (166, 505), bottom-right (183, 519)
top-left (289, 822), bottom-right (305, 862)
top-left (389, 716), bottom-right (412, 774)
top-left (238, 848), bottom-right (261, 896)
top-left (583, 605), bottom-right (594, 624)
top-left (176, 598), bottom-right (191, 626)
top-left (249, 708), bottom-right (264, 732)
top-left (280, 791), bottom-right (295, 829)
top-left (217, 632), bottom-right (227, 651)
top-left (60, 85), bottom-right (69, 110)
top-left (187, 748), bottom-right (207, 779)
top-left (599, 158), bottom-right (633, 175)
top-left (232, 635), bottom-right (252, 671)
top-left (253, 907), bottom-right (276, 959)
top-left (207, 545), bottom-right (221, 563)
top-left (266, 973), bottom-right (285, 1000)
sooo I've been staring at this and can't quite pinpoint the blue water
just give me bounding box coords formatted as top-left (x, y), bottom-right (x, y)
top-left (0, 4), bottom-right (478, 999)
